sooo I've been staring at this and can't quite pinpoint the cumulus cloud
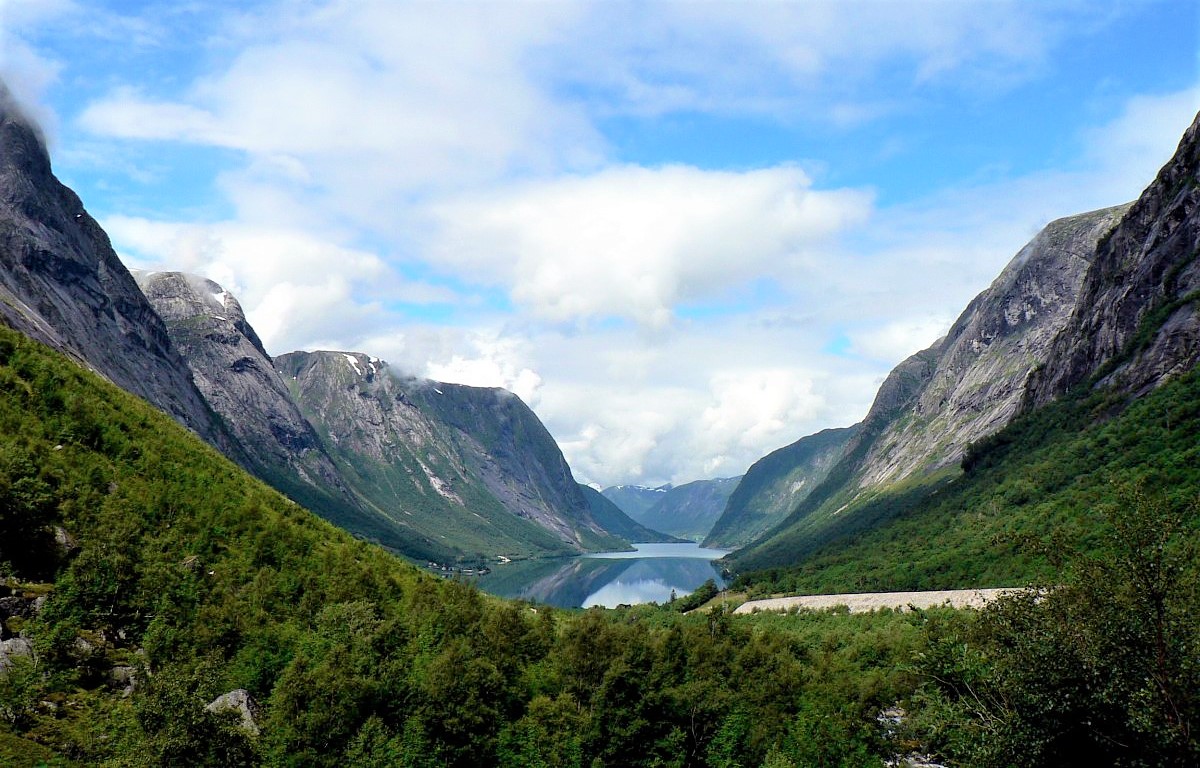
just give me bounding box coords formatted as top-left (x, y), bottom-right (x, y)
top-left (102, 215), bottom-right (458, 354)
top-left (0, 0), bottom-right (76, 143)
top-left (427, 165), bottom-right (872, 327)
top-left (79, 0), bottom-right (602, 235)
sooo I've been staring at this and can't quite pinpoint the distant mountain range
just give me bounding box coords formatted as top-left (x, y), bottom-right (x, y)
top-left (603, 478), bottom-right (740, 542)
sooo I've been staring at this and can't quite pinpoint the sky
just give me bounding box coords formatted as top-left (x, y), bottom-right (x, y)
top-left (2, 0), bottom-right (1198, 488)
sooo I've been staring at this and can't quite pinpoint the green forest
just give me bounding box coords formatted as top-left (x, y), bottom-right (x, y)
top-left (0, 325), bottom-right (1197, 766)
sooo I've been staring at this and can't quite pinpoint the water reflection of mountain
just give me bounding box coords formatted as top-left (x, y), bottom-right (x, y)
top-left (475, 554), bottom-right (724, 608)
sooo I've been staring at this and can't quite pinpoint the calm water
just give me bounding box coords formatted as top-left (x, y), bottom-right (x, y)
top-left (474, 543), bottom-right (731, 608)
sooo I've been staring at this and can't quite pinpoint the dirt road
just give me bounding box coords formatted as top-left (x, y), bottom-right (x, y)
top-left (732, 587), bottom-right (1024, 615)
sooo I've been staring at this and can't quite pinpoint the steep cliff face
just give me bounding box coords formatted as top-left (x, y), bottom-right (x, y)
top-left (277, 351), bottom-right (628, 560)
top-left (130, 272), bottom-right (436, 557)
top-left (856, 205), bottom-right (1129, 488)
top-left (134, 271), bottom-right (326, 470)
top-left (0, 86), bottom-right (229, 451)
top-left (1027, 110), bottom-right (1200, 404)
top-left (704, 426), bottom-right (857, 549)
top-left (727, 207), bottom-right (1127, 566)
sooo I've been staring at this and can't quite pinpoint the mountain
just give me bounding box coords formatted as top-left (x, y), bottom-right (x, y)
top-left (602, 484), bottom-right (672, 521)
top-left (854, 205), bottom-right (1129, 489)
top-left (704, 426), bottom-right (858, 549)
top-left (129, 271), bottom-right (445, 560)
top-left (277, 350), bottom-right (628, 562)
top-left (626, 478), bottom-right (741, 542)
top-left (0, 87), bottom-right (637, 564)
top-left (1026, 110), bottom-right (1200, 404)
top-left (0, 84), bottom-right (232, 454)
top-left (579, 484), bottom-right (682, 543)
top-left (136, 273), bottom-right (636, 563)
top-left (731, 110), bottom-right (1200, 579)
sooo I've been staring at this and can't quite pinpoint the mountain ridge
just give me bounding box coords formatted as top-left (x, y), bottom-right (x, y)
top-left (730, 109), bottom-right (1200, 576)
top-left (0, 84), bottom-right (235, 457)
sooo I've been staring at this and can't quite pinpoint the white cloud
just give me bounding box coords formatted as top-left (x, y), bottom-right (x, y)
top-left (79, 0), bottom-right (603, 233)
top-left (424, 335), bottom-right (544, 406)
top-left (0, 0), bottom-right (76, 144)
top-left (846, 315), bottom-right (953, 363)
top-left (427, 164), bottom-right (872, 327)
top-left (102, 214), bottom-right (457, 354)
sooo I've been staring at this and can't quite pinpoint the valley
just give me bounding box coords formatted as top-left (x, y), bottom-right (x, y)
top-left (1, 11), bottom-right (1199, 763)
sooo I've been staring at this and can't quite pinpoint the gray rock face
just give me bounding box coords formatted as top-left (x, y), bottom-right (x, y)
top-left (277, 350), bottom-right (626, 560)
top-left (0, 636), bottom-right (33, 673)
top-left (0, 85), bottom-right (231, 452)
top-left (134, 273), bottom-right (356, 502)
top-left (106, 665), bottom-right (137, 697)
top-left (1027, 110), bottom-right (1200, 404)
top-left (205, 689), bottom-right (260, 735)
top-left (857, 205), bottom-right (1129, 488)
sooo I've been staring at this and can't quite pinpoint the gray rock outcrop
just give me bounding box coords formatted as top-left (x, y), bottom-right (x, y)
top-left (0, 636), bottom-right (33, 673)
top-left (205, 689), bottom-right (260, 735)
top-left (0, 84), bottom-right (234, 454)
top-left (1027, 110), bottom-right (1200, 403)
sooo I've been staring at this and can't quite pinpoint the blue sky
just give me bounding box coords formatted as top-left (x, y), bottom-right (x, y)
top-left (3, 0), bottom-right (1198, 486)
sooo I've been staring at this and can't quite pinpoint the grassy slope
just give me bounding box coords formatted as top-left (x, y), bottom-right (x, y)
top-left (732, 363), bottom-right (1200, 595)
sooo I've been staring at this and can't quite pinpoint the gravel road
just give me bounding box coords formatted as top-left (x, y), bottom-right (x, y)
top-left (733, 587), bottom-right (1024, 615)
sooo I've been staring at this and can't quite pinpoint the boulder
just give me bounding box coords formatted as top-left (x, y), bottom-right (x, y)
top-left (106, 665), bottom-right (137, 697)
top-left (0, 636), bottom-right (34, 673)
top-left (205, 689), bottom-right (261, 735)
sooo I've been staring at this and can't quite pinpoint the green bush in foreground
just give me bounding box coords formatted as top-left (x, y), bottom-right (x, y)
top-left (911, 485), bottom-right (1199, 766)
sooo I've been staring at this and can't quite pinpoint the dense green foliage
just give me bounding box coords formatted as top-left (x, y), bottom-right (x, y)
top-left (733, 363), bottom-right (1200, 596)
top-left (910, 486), bottom-right (1199, 765)
top-left (0, 326), bottom-right (929, 766)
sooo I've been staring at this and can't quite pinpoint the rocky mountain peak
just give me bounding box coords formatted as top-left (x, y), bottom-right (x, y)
top-left (854, 204), bottom-right (1129, 488)
top-left (276, 349), bottom-right (629, 559)
top-left (132, 271), bottom-right (370, 525)
top-left (0, 84), bottom-right (231, 451)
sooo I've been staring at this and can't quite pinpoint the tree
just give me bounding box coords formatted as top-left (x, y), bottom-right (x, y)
top-left (913, 484), bottom-right (1200, 766)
